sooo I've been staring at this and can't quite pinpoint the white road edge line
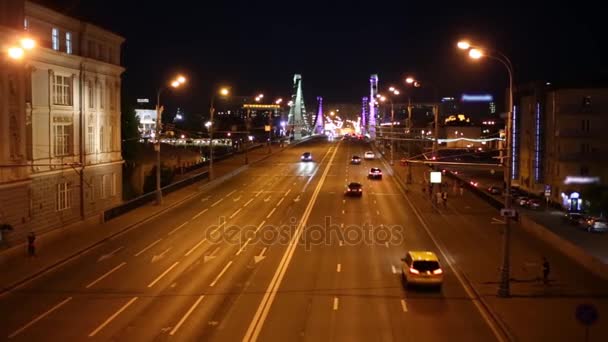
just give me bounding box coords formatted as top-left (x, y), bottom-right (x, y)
top-left (211, 199), bottom-right (223, 207)
top-left (134, 239), bottom-right (162, 257)
top-left (236, 238), bottom-right (252, 256)
top-left (192, 208), bottom-right (208, 220)
top-left (230, 208), bottom-right (243, 219)
top-left (333, 297), bottom-right (339, 311)
top-left (147, 262), bottom-right (179, 288)
top-left (243, 142), bottom-right (339, 342)
top-left (86, 262), bottom-right (127, 289)
top-left (169, 295), bottom-right (205, 336)
top-left (243, 198), bottom-right (255, 207)
top-left (168, 221), bottom-right (189, 235)
top-left (88, 297), bottom-right (138, 337)
top-left (401, 299), bottom-right (408, 312)
top-left (210, 261), bottom-right (233, 287)
top-left (266, 208), bottom-right (277, 219)
top-left (185, 239), bottom-right (206, 257)
top-left (336, 264), bottom-right (341, 273)
top-left (8, 297), bottom-right (73, 339)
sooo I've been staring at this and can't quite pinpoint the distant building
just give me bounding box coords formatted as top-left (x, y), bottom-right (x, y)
top-left (0, 1), bottom-right (124, 242)
top-left (135, 109), bottom-right (156, 138)
top-left (513, 82), bottom-right (608, 211)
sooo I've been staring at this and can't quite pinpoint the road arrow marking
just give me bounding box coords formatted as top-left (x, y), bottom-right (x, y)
top-left (233, 196), bottom-right (242, 202)
top-left (254, 247), bottom-right (268, 264)
top-left (204, 247), bottom-right (220, 263)
top-left (293, 195), bottom-right (301, 203)
top-left (264, 196), bottom-right (271, 202)
top-left (152, 247), bottom-right (172, 263)
top-left (97, 246), bottom-right (124, 262)
top-left (201, 196), bottom-right (211, 202)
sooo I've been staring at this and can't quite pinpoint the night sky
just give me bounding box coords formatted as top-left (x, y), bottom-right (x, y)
top-left (35, 1), bottom-right (606, 119)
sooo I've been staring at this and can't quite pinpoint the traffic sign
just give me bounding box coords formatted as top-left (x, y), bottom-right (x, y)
top-left (265, 125), bottom-right (271, 132)
top-left (576, 304), bottom-right (599, 326)
top-left (544, 184), bottom-right (551, 198)
top-left (430, 171), bottom-right (442, 184)
top-left (500, 208), bottom-right (517, 218)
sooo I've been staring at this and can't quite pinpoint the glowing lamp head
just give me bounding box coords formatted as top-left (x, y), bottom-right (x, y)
top-left (393, 90), bottom-right (400, 95)
top-left (257, 93), bottom-right (264, 99)
top-left (20, 38), bottom-right (36, 50)
top-left (380, 96), bottom-right (387, 102)
top-left (219, 88), bottom-right (230, 96)
top-left (176, 75), bottom-right (186, 84)
top-left (171, 80), bottom-right (180, 88)
top-left (405, 77), bottom-right (415, 84)
top-left (457, 41), bottom-right (471, 50)
top-left (275, 98), bottom-right (283, 104)
top-left (7, 46), bottom-right (24, 60)
top-left (469, 48), bottom-right (484, 59)
top-left (389, 86), bottom-right (395, 92)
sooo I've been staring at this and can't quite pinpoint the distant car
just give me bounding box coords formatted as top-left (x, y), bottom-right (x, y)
top-left (351, 155), bottom-right (361, 164)
top-left (401, 251), bottom-right (443, 290)
top-left (585, 218), bottom-right (608, 233)
top-left (527, 198), bottom-right (543, 210)
top-left (368, 167), bottom-right (383, 179)
top-left (364, 151), bottom-right (375, 160)
top-left (487, 186), bottom-right (502, 195)
top-left (515, 196), bottom-right (529, 206)
top-left (301, 152), bottom-right (312, 161)
top-left (563, 212), bottom-right (586, 226)
top-left (470, 181), bottom-right (479, 187)
top-left (345, 182), bottom-right (363, 197)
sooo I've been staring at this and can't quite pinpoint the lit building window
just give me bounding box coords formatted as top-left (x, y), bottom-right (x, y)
top-left (24, 18), bottom-right (29, 30)
top-left (52, 28), bottom-right (59, 50)
top-left (53, 75), bottom-right (72, 105)
top-left (56, 182), bottom-right (71, 211)
top-left (66, 32), bottom-right (72, 54)
top-left (53, 123), bottom-right (72, 156)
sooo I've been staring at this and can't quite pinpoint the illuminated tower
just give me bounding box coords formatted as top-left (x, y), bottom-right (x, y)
top-left (361, 97), bottom-right (369, 135)
top-left (314, 96), bottom-right (324, 134)
top-left (368, 74), bottom-right (378, 139)
top-left (288, 74), bottom-right (308, 139)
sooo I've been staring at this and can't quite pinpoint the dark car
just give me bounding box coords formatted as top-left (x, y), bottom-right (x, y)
top-left (562, 212), bottom-right (586, 226)
top-left (487, 186), bottom-right (502, 195)
top-left (345, 182), bottom-right (363, 196)
top-left (351, 155), bottom-right (361, 164)
top-left (527, 198), bottom-right (543, 210)
top-left (301, 152), bottom-right (312, 161)
top-left (368, 167), bottom-right (383, 179)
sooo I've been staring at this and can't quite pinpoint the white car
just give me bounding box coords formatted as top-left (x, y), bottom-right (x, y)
top-left (364, 151), bottom-right (375, 160)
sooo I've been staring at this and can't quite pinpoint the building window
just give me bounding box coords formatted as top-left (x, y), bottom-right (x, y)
top-left (108, 125), bottom-right (114, 151)
top-left (99, 126), bottom-right (105, 152)
top-left (109, 84), bottom-right (114, 110)
top-left (52, 28), bottom-right (59, 50)
top-left (88, 81), bottom-right (94, 108)
top-left (56, 182), bottom-right (71, 211)
top-left (99, 84), bottom-right (104, 109)
top-left (111, 173), bottom-right (117, 197)
top-left (87, 126), bottom-right (95, 153)
top-left (24, 18), bottom-right (28, 30)
top-left (53, 75), bottom-right (72, 105)
top-left (88, 40), bottom-right (95, 57)
top-left (54, 123), bottom-right (72, 156)
top-left (66, 32), bottom-right (72, 54)
top-left (101, 175), bottom-right (108, 199)
top-left (108, 47), bottom-right (114, 64)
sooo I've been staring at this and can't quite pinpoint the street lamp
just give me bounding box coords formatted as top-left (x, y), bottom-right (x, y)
top-left (155, 74), bottom-right (187, 205)
top-left (457, 39), bottom-right (515, 298)
top-left (209, 87), bottom-right (230, 180)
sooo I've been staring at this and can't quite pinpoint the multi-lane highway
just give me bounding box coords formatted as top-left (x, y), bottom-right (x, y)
top-left (2, 137), bottom-right (606, 341)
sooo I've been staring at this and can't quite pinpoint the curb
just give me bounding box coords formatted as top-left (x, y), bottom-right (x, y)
top-left (0, 136), bottom-right (318, 296)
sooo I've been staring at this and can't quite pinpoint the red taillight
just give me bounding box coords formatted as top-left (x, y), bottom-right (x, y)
top-left (433, 268), bottom-right (443, 275)
top-left (358, 189), bottom-right (362, 192)
top-left (409, 267), bottom-right (420, 274)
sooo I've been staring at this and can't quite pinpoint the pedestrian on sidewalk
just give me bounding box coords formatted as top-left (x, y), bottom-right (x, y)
top-left (459, 184), bottom-right (464, 196)
top-left (542, 256), bottom-right (550, 285)
top-left (27, 231), bottom-right (36, 257)
top-left (442, 191), bottom-right (448, 208)
top-left (435, 191), bottom-right (442, 206)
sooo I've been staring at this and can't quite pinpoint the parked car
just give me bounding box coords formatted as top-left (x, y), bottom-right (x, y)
top-left (487, 186), bottom-right (502, 195)
top-left (585, 217), bottom-right (608, 233)
top-left (527, 198), bottom-right (543, 210)
top-left (514, 196), bottom-right (529, 206)
top-left (562, 212), bottom-right (586, 225)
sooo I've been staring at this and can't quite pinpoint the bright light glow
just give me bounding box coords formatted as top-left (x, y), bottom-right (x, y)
top-left (248, 135), bottom-right (254, 141)
top-left (280, 121), bottom-right (286, 127)
top-left (564, 176), bottom-right (600, 185)
top-left (227, 132), bottom-right (231, 137)
top-left (461, 94), bottom-right (494, 102)
top-left (469, 48), bottom-right (483, 59)
top-left (393, 90), bottom-right (400, 95)
top-left (438, 137), bottom-right (505, 143)
top-left (389, 87), bottom-right (395, 92)
top-left (7, 46), bottom-right (24, 59)
top-left (205, 121), bottom-right (212, 128)
top-left (287, 101), bottom-right (293, 106)
top-left (275, 98), bottom-right (283, 104)
top-left (405, 77), bottom-right (415, 84)
top-left (380, 96), bottom-right (386, 102)
top-left (220, 88), bottom-right (229, 96)
top-left (180, 134), bottom-right (185, 139)
top-left (255, 97), bottom-right (261, 102)
top-left (257, 94), bottom-right (264, 98)
top-left (430, 171), bottom-right (442, 184)
top-left (409, 267), bottom-right (420, 274)
top-left (457, 41), bottom-right (471, 50)
top-left (177, 75), bottom-right (186, 84)
top-left (20, 38), bottom-right (36, 50)
top-left (433, 268), bottom-right (443, 275)
top-left (171, 80), bottom-right (180, 88)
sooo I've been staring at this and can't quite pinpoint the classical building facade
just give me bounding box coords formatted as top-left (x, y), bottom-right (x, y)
top-left (0, 1), bottom-right (124, 243)
top-left (513, 83), bottom-right (608, 210)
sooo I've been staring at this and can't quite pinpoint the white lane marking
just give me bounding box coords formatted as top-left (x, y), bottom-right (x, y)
top-left (185, 239), bottom-right (206, 257)
top-left (401, 299), bottom-right (408, 312)
top-left (88, 297), bottom-right (138, 337)
top-left (336, 264), bottom-right (341, 273)
top-left (192, 208), bottom-right (208, 220)
top-left (168, 221), bottom-right (189, 236)
top-left (233, 196), bottom-right (242, 202)
top-left (264, 196), bottom-right (271, 202)
top-left (333, 297), bottom-right (339, 311)
top-left (201, 196), bottom-right (211, 202)
top-left (211, 199), bottom-right (223, 207)
top-left (204, 247), bottom-right (221, 263)
top-left (151, 247), bottom-right (172, 263)
top-left (8, 297), bottom-right (73, 338)
top-left (385, 242), bottom-right (389, 248)
top-left (210, 261), bottom-right (233, 287)
top-left (276, 198), bottom-right (284, 207)
top-left (254, 221), bottom-right (266, 234)
top-left (86, 262), bottom-right (127, 289)
top-left (243, 198), bottom-right (255, 207)
top-left (254, 247), bottom-right (267, 263)
top-left (147, 262), bottom-right (179, 288)
top-left (97, 246), bottom-right (124, 262)
top-left (342, 210), bottom-right (345, 214)
top-left (284, 189), bottom-right (292, 197)
top-left (266, 208), bottom-right (277, 219)
top-left (225, 190), bottom-right (237, 198)
top-left (392, 265), bottom-right (398, 274)
top-left (236, 238), bottom-right (252, 256)
top-left (169, 295), bottom-right (205, 336)
top-left (243, 142), bottom-right (339, 342)
top-left (230, 208), bottom-right (243, 219)
top-left (134, 239), bottom-right (162, 257)
top-left (376, 210), bottom-right (380, 215)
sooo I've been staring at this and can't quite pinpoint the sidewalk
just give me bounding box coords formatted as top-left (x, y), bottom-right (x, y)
top-left (0, 143), bottom-right (285, 295)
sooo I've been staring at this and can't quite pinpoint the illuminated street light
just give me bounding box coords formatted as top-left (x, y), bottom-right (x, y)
top-left (389, 86), bottom-right (395, 92)
top-left (469, 48), bottom-right (484, 59)
top-left (405, 76), bottom-right (415, 84)
top-left (257, 93), bottom-right (264, 99)
top-left (205, 121), bottom-right (212, 128)
top-left (275, 98), bottom-right (283, 104)
top-left (393, 90), bottom-right (400, 95)
top-left (177, 75), bottom-right (186, 84)
top-left (20, 37), bottom-right (36, 50)
top-left (7, 46), bottom-right (24, 60)
top-left (457, 41), bottom-right (471, 50)
top-left (171, 80), bottom-right (180, 88)
top-left (220, 87), bottom-right (230, 96)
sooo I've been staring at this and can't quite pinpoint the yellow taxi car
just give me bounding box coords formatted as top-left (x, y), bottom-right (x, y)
top-left (401, 251), bottom-right (443, 289)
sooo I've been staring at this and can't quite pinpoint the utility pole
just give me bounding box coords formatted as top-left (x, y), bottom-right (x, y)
top-left (155, 89), bottom-right (164, 205)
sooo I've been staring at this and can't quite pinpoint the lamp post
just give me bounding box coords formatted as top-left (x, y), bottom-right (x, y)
top-left (406, 76), bottom-right (439, 158)
top-left (458, 40), bottom-right (515, 298)
top-left (154, 75), bottom-right (187, 205)
top-left (208, 87), bottom-right (230, 180)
